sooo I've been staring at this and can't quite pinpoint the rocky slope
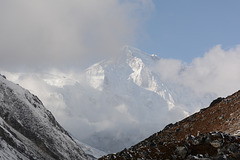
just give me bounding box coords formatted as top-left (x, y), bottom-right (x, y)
top-left (100, 90), bottom-right (240, 159)
top-left (0, 74), bottom-right (87, 160)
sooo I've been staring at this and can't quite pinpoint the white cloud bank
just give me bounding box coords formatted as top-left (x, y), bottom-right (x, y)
top-left (0, 0), bottom-right (153, 69)
top-left (155, 45), bottom-right (240, 97)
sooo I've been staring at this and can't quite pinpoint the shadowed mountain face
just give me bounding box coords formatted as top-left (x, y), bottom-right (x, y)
top-left (0, 74), bottom-right (87, 160)
top-left (100, 90), bottom-right (240, 159)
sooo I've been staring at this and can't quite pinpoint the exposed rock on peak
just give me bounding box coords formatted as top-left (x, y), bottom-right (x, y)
top-left (0, 74), bottom-right (6, 79)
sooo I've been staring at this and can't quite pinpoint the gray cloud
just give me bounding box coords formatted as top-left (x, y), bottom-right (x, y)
top-left (0, 0), bottom-right (153, 69)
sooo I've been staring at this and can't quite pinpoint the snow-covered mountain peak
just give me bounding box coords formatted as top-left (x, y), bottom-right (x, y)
top-left (85, 47), bottom-right (176, 112)
top-left (85, 46), bottom-right (163, 93)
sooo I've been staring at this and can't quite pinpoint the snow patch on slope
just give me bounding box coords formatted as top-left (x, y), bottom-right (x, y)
top-left (86, 63), bottom-right (105, 91)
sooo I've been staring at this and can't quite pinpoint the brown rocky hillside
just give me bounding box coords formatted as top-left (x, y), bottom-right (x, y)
top-left (100, 90), bottom-right (240, 159)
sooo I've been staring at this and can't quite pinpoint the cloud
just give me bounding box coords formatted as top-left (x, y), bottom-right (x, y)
top-left (155, 45), bottom-right (240, 97)
top-left (0, 0), bottom-right (153, 69)
top-left (153, 58), bottom-right (183, 80)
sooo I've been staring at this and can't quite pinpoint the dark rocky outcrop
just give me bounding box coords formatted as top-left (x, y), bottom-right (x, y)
top-left (102, 132), bottom-right (240, 160)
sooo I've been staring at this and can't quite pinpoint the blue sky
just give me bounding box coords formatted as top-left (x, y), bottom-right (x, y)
top-left (136, 1), bottom-right (240, 63)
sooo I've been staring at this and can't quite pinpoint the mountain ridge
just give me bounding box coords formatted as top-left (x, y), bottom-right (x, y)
top-left (0, 74), bottom-right (87, 160)
top-left (100, 90), bottom-right (240, 159)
